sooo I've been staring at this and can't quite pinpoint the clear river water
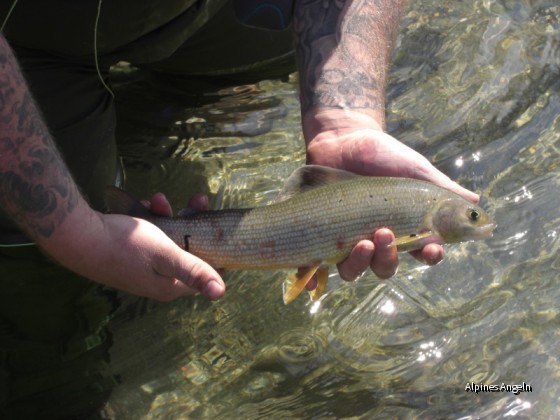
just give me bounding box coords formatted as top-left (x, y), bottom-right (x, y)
top-left (94, 1), bottom-right (560, 418)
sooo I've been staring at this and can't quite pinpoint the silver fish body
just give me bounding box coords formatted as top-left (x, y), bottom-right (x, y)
top-left (141, 175), bottom-right (494, 268)
top-left (106, 165), bottom-right (496, 303)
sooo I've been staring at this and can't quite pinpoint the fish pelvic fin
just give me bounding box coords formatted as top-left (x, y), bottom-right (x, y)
top-left (283, 264), bottom-right (321, 304)
top-left (308, 266), bottom-right (329, 301)
top-left (105, 186), bottom-right (152, 218)
top-left (274, 165), bottom-right (360, 203)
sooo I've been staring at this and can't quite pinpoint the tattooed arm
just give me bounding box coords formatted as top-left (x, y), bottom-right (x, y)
top-left (293, 0), bottom-right (479, 280)
top-left (0, 35), bottom-right (224, 301)
top-left (295, 0), bottom-right (402, 132)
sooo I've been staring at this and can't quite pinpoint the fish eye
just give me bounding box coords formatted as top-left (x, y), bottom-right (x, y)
top-left (468, 208), bottom-right (481, 221)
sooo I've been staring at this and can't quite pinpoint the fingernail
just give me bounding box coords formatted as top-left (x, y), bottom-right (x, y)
top-left (377, 231), bottom-right (394, 248)
top-left (426, 249), bottom-right (444, 266)
top-left (204, 279), bottom-right (225, 301)
top-left (359, 241), bottom-right (375, 256)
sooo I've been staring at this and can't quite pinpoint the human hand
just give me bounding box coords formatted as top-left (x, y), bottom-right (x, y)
top-left (43, 196), bottom-right (225, 302)
top-left (304, 110), bottom-right (480, 283)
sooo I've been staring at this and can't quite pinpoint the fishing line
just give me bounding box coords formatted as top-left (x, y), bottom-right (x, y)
top-left (94, 0), bottom-right (114, 97)
top-left (0, 1), bottom-right (113, 248)
top-left (0, 0), bottom-right (19, 32)
top-left (1, 1), bottom-right (114, 98)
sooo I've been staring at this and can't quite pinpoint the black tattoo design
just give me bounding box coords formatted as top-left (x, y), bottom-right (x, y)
top-left (0, 35), bottom-right (79, 239)
top-left (294, 0), bottom-right (406, 116)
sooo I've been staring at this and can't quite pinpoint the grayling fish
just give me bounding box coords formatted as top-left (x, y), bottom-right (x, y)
top-left (106, 165), bottom-right (496, 303)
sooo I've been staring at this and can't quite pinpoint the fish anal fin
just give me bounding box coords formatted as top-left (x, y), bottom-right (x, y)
top-left (283, 264), bottom-right (321, 304)
top-left (309, 266), bottom-right (329, 301)
top-left (393, 231), bottom-right (442, 252)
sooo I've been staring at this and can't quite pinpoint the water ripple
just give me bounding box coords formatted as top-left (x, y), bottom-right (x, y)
top-left (488, 173), bottom-right (560, 262)
top-left (315, 282), bottom-right (448, 379)
top-left (102, 1), bottom-right (560, 418)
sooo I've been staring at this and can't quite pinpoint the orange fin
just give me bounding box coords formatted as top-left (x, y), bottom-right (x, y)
top-left (394, 231), bottom-right (439, 252)
top-left (309, 266), bottom-right (329, 301)
top-left (283, 264), bottom-right (320, 304)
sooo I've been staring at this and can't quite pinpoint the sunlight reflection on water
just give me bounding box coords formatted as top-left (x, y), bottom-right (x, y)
top-left (104, 0), bottom-right (560, 418)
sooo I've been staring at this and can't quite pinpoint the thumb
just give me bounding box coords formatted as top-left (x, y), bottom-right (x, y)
top-left (155, 244), bottom-right (226, 301)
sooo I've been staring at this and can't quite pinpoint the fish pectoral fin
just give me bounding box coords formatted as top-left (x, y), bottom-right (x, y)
top-left (308, 266), bottom-right (329, 301)
top-left (283, 264), bottom-right (321, 305)
top-left (393, 231), bottom-right (440, 252)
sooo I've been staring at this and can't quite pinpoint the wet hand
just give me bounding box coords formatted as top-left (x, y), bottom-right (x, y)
top-left (144, 192), bottom-right (209, 216)
top-left (335, 230), bottom-right (445, 282)
top-left (307, 127), bottom-right (479, 202)
top-left (130, 192), bottom-right (224, 300)
top-left (337, 229), bottom-right (397, 281)
top-left (98, 213), bottom-right (225, 301)
top-left (37, 193), bottom-right (225, 302)
top-left (305, 117), bottom-right (478, 282)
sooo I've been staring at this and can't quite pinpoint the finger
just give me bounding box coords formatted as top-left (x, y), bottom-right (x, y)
top-left (305, 271), bottom-right (318, 291)
top-left (415, 161), bottom-right (480, 204)
top-left (290, 268), bottom-right (319, 291)
top-left (431, 176), bottom-right (480, 204)
top-left (203, 277), bottom-right (226, 300)
top-left (154, 276), bottom-right (223, 302)
top-left (155, 245), bottom-right (226, 301)
top-left (377, 136), bottom-right (480, 204)
top-left (448, 183), bottom-right (479, 204)
top-left (337, 240), bottom-right (375, 281)
top-left (181, 257), bottom-right (226, 301)
top-left (370, 229), bottom-right (398, 279)
top-left (150, 192), bottom-right (173, 216)
top-left (161, 278), bottom-right (200, 298)
top-left (410, 243), bottom-right (444, 266)
top-left (186, 193), bottom-right (209, 211)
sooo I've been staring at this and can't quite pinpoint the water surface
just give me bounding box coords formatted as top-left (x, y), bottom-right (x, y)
top-left (103, 1), bottom-right (560, 418)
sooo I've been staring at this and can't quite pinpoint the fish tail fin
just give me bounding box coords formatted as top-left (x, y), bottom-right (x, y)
top-left (105, 186), bottom-right (151, 217)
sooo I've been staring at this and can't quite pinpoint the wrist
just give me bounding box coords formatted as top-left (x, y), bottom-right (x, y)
top-left (303, 107), bottom-right (385, 145)
top-left (34, 199), bottom-right (106, 272)
top-left (303, 108), bottom-right (385, 168)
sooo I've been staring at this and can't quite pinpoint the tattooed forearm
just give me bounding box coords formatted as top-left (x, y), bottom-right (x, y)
top-left (294, 0), bottom-right (407, 120)
top-left (0, 34), bottom-right (79, 239)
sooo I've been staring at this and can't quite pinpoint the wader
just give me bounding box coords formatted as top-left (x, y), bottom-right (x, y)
top-left (0, 1), bottom-right (295, 417)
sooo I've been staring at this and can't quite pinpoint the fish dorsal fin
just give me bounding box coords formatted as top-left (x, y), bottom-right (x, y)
top-left (274, 165), bottom-right (360, 203)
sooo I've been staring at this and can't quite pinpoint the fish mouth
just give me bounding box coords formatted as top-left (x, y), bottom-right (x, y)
top-left (476, 223), bottom-right (497, 239)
